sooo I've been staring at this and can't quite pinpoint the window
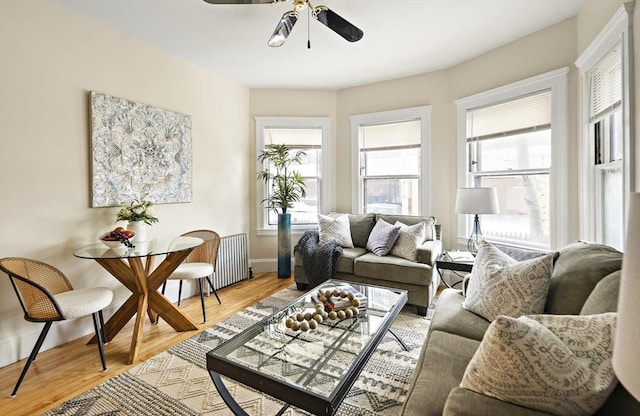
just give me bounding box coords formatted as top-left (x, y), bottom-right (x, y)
top-left (350, 107), bottom-right (431, 215)
top-left (457, 68), bottom-right (569, 250)
top-left (576, 4), bottom-right (634, 251)
top-left (255, 117), bottom-right (331, 234)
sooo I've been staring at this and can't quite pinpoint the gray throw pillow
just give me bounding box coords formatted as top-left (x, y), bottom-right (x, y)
top-left (461, 313), bottom-right (618, 416)
top-left (366, 218), bottom-right (401, 256)
top-left (463, 241), bottom-right (554, 321)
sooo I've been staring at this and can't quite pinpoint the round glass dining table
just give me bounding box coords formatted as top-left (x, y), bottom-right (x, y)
top-left (74, 237), bottom-right (203, 364)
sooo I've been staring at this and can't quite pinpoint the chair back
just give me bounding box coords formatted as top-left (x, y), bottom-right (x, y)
top-left (181, 230), bottom-right (221, 270)
top-left (0, 257), bottom-right (72, 322)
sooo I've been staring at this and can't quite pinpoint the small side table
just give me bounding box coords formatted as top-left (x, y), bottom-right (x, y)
top-left (436, 252), bottom-right (474, 289)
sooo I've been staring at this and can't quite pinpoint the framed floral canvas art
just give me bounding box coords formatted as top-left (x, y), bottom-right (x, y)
top-left (90, 91), bottom-right (192, 207)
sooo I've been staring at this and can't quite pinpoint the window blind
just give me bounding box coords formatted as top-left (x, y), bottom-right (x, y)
top-left (360, 119), bottom-right (421, 150)
top-left (466, 90), bottom-right (551, 140)
top-left (589, 41), bottom-right (622, 121)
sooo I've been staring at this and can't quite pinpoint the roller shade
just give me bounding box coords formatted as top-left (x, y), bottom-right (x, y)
top-left (467, 90), bottom-right (551, 141)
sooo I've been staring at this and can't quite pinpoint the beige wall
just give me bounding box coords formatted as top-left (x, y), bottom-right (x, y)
top-left (0, 1), bottom-right (249, 367)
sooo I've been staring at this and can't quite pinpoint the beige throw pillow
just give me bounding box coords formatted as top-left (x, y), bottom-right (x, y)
top-left (461, 313), bottom-right (618, 416)
top-left (462, 241), bottom-right (554, 321)
top-left (318, 213), bottom-right (354, 248)
top-left (390, 221), bottom-right (426, 261)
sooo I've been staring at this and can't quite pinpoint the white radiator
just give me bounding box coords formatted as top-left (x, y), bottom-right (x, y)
top-left (212, 233), bottom-right (250, 289)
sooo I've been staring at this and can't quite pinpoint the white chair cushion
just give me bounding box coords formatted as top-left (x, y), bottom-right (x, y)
top-left (53, 287), bottom-right (113, 319)
top-left (167, 262), bottom-right (214, 280)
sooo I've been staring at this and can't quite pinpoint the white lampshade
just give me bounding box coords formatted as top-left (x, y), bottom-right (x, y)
top-left (455, 187), bottom-right (500, 215)
top-left (613, 192), bottom-right (640, 401)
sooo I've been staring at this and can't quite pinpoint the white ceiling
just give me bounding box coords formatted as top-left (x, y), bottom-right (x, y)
top-left (53, 0), bottom-right (585, 90)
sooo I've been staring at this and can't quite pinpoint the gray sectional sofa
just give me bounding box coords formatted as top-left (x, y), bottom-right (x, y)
top-left (294, 213), bottom-right (443, 316)
top-left (401, 241), bottom-right (640, 415)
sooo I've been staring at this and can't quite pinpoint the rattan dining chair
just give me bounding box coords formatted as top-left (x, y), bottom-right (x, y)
top-left (161, 230), bottom-right (222, 323)
top-left (0, 257), bottom-right (113, 397)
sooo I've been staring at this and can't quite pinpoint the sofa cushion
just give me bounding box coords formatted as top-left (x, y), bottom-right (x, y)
top-left (318, 213), bottom-right (354, 248)
top-left (460, 313), bottom-right (618, 416)
top-left (346, 213), bottom-right (376, 248)
top-left (390, 221), bottom-right (426, 261)
top-left (463, 242), bottom-right (554, 321)
top-left (366, 218), bottom-right (401, 256)
top-left (545, 241), bottom-right (622, 315)
top-left (335, 247), bottom-right (367, 274)
top-left (429, 289), bottom-right (489, 342)
top-left (444, 387), bottom-right (551, 416)
top-left (377, 214), bottom-right (437, 240)
top-left (402, 331), bottom-right (480, 416)
top-left (580, 270), bottom-right (621, 315)
top-left (354, 252), bottom-right (431, 286)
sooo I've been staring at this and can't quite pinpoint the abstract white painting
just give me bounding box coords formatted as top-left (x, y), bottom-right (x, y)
top-left (90, 91), bottom-right (192, 207)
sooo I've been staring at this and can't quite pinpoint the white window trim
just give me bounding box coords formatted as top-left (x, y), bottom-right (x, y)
top-left (455, 67), bottom-right (570, 250)
top-left (575, 4), bottom-right (635, 243)
top-left (255, 116), bottom-right (332, 236)
top-left (349, 106), bottom-right (432, 215)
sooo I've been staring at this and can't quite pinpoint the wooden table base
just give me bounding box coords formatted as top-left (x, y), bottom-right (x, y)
top-left (89, 249), bottom-right (198, 364)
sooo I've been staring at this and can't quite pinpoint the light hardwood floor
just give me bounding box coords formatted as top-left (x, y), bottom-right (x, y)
top-left (0, 272), bottom-right (294, 416)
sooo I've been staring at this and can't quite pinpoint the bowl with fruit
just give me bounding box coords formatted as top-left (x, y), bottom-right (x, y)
top-left (100, 227), bottom-right (135, 249)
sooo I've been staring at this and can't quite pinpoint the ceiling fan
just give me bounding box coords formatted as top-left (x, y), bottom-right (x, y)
top-left (202, 0), bottom-right (364, 47)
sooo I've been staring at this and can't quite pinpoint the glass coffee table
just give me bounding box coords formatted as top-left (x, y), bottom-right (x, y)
top-left (206, 279), bottom-right (408, 416)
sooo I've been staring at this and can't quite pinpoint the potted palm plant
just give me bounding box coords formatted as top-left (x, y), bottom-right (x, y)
top-left (257, 144), bottom-right (307, 278)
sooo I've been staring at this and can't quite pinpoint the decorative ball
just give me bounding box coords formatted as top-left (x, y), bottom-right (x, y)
top-left (308, 319), bottom-right (318, 330)
top-left (285, 318), bottom-right (294, 328)
top-left (339, 291), bottom-right (347, 298)
top-left (316, 305), bottom-right (325, 314)
top-left (296, 313), bottom-right (305, 322)
top-left (347, 292), bottom-right (355, 300)
top-left (351, 307), bottom-right (359, 316)
top-left (299, 321), bottom-right (309, 331)
top-left (304, 312), bottom-right (313, 321)
top-left (290, 321), bottom-right (300, 331)
top-left (313, 314), bottom-right (323, 324)
top-left (337, 310), bottom-right (346, 320)
top-left (344, 308), bottom-right (353, 318)
top-left (319, 295), bottom-right (327, 303)
top-left (324, 289), bottom-right (332, 298)
top-left (352, 299), bottom-right (360, 307)
top-left (328, 311), bottom-right (337, 320)
top-left (322, 311), bottom-right (329, 319)
top-left (332, 289), bottom-right (340, 297)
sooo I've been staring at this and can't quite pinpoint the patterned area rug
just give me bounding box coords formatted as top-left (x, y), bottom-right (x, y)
top-left (45, 285), bottom-right (433, 416)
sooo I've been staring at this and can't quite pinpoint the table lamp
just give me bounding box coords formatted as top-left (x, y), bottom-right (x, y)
top-left (613, 192), bottom-right (640, 401)
top-left (455, 187), bottom-right (499, 255)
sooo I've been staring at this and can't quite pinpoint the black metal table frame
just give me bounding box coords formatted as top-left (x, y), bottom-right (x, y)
top-left (436, 253), bottom-right (474, 289)
top-left (207, 281), bottom-right (408, 416)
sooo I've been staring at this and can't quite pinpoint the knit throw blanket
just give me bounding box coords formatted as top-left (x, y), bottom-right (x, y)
top-left (294, 230), bottom-right (343, 287)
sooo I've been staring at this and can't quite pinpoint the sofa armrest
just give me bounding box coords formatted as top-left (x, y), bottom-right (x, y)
top-left (417, 239), bottom-right (442, 266)
top-left (444, 387), bottom-right (551, 416)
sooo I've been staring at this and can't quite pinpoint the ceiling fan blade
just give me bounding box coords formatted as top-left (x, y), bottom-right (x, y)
top-left (268, 11), bottom-right (298, 47)
top-left (313, 5), bottom-right (363, 42)
top-left (202, 0), bottom-right (279, 4)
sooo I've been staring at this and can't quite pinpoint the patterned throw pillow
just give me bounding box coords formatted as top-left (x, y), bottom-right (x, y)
top-left (462, 241), bottom-right (554, 321)
top-left (366, 218), bottom-right (401, 256)
top-left (390, 221), bottom-right (426, 261)
top-left (318, 213), bottom-right (354, 248)
top-left (461, 313), bottom-right (618, 416)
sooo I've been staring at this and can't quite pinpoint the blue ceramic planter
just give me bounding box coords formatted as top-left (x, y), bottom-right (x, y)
top-left (277, 213), bottom-right (291, 278)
